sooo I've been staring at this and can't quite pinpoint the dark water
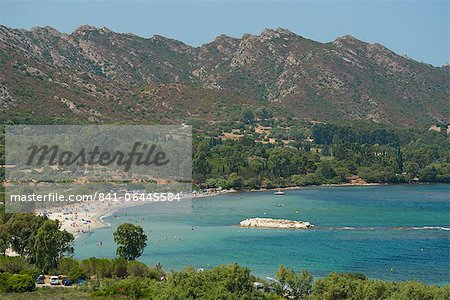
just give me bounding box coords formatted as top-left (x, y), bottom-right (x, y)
top-left (75, 185), bottom-right (450, 284)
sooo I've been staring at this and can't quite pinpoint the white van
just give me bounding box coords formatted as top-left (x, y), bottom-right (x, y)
top-left (49, 276), bottom-right (59, 285)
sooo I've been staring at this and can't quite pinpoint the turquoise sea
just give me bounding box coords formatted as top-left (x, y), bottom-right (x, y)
top-left (74, 185), bottom-right (450, 284)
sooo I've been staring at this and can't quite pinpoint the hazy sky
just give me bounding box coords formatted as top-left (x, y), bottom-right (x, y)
top-left (0, 0), bottom-right (448, 66)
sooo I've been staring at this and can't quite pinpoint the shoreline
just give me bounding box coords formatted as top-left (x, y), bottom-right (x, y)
top-left (40, 201), bottom-right (118, 239)
top-left (40, 189), bottom-right (237, 239)
top-left (249, 182), bottom-right (381, 193)
top-left (38, 182), bottom-right (448, 239)
top-left (246, 181), bottom-right (450, 193)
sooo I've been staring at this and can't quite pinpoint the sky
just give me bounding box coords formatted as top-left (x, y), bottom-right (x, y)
top-left (0, 0), bottom-right (448, 66)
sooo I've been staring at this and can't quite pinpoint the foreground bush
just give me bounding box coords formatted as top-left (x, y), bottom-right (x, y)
top-left (311, 272), bottom-right (450, 300)
top-left (0, 259), bottom-right (449, 299)
top-left (79, 257), bottom-right (165, 281)
top-left (4, 274), bottom-right (35, 293)
top-left (93, 265), bottom-right (447, 300)
top-left (127, 261), bottom-right (150, 277)
top-left (92, 264), bottom-right (281, 299)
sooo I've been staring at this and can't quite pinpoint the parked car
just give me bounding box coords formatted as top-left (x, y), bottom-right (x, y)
top-left (36, 275), bottom-right (45, 284)
top-left (253, 282), bottom-right (264, 291)
top-left (49, 276), bottom-right (60, 285)
top-left (61, 278), bottom-right (72, 286)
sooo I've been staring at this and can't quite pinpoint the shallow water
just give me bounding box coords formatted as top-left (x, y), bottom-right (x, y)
top-left (74, 185), bottom-right (450, 284)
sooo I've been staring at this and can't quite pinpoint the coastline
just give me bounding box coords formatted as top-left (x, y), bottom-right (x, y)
top-left (39, 201), bottom-right (118, 239)
top-left (40, 189), bottom-right (236, 239)
top-left (39, 182), bottom-right (448, 239)
top-left (246, 181), bottom-right (450, 193)
top-left (247, 181), bottom-right (385, 193)
top-left (69, 184), bottom-right (449, 285)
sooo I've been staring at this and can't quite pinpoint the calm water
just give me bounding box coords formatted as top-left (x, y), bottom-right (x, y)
top-left (74, 185), bottom-right (450, 284)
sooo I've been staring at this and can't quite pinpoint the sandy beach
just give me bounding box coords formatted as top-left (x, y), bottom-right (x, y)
top-left (32, 182), bottom-right (382, 239)
top-left (37, 201), bottom-right (119, 238)
top-left (38, 183), bottom-right (382, 238)
top-left (36, 189), bottom-right (235, 238)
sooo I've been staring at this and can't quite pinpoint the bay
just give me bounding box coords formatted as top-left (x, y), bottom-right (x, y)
top-left (74, 185), bottom-right (450, 284)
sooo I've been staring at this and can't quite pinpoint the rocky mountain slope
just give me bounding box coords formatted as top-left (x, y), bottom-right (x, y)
top-left (0, 25), bottom-right (448, 126)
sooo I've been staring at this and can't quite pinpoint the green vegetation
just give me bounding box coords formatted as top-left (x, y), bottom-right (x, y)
top-left (113, 223), bottom-right (148, 261)
top-left (1, 209), bottom-right (447, 298)
top-left (0, 257), bottom-right (449, 299)
top-left (0, 210), bottom-right (150, 270)
top-left (275, 266), bottom-right (312, 299)
top-left (2, 26), bottom-right (449, 127)
top-left (193, 120), bottom-right (449, 189)
top-left (0, 109), bottom-right (449, 298)
top-left (310, 272), bottom-right (450, 300)
top-left (34, 219), bottom-right (74, 272)
top-left (0, 273), bottom-right (35, 293)
top-left (0, 213), bottom-right (74, 272)
top-left (91, 263), bottom-right (268, 299)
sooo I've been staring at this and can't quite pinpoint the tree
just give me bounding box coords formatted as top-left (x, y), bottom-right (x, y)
top-left (4, 214), bottom-right (47, 258)
top-left (113, 223), bottom-right (147, 260)
top-left (268, 148), bottom-right (295, 178)
top-left (81, 257), bottom-right (113, 279)
top-left (192, 141), bottom-right (212, 183)
top-left (256, 107), bottom-right (273, 120)
top-left (316, 161), bottom-right (337, 180)
top-left (34, 219), bottom-right (74, 272)
top-left (242, 109), bottom-right (255, 124)
top-left (420, 165), bottom-right (438, 182)
top-left (226, 172), bottom-right (243, 190)
top-left (67, 266), bottom-right (87, 282)
top-left (0, 225), bottom-right (9, 255)
top-left (276, 266), bottom-right (313, 299)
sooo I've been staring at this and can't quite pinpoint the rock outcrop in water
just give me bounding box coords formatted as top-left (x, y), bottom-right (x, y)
top-left (240, 218), bottom-right (314, 229)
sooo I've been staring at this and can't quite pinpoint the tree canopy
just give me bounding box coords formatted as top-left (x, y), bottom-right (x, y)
top-left (113, 223), bottom-right (148, 261)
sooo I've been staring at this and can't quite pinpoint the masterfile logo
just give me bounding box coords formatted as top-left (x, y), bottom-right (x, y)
top-left (26, 142), bottom-right (170, 172)
top-left (4, 125), bottom-right (192, 213)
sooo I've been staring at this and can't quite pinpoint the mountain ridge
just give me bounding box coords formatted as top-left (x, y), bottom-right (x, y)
top-left (0, 25), bottom-right (448, 126)
top-left (24, 24), bottom-right (446, 68)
